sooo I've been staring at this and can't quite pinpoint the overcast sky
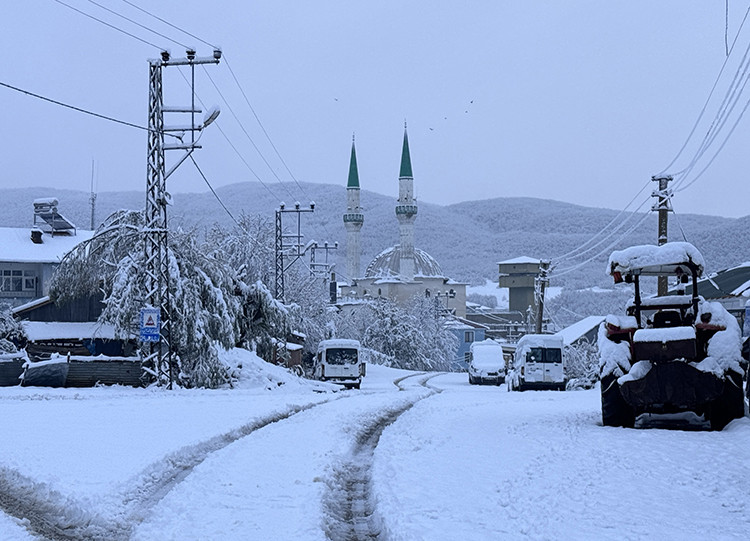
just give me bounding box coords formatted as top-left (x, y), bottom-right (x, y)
top-left (2, 1), bottom-right (749, 218)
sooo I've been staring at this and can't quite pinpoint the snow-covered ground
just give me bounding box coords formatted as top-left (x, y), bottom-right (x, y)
top-left (1, 349), bottom-right (748, 540)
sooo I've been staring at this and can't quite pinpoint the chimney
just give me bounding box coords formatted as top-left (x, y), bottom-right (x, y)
top-left (30, 227), bottom-right (43, 244)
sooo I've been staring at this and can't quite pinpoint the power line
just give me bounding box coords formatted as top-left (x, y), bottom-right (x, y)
top-left (201, 65), bottom-right (297, 200)
top-left (119, 0), bottom-right (217, 49)
top-left (658, 3), bottom-right (750, 176)
top-left (84, 0), bottom-right (190, 49)
top-left (51, 0), bottom-right (162, 49)
top-left (0, 79), bottom-right (151, 133)
top-left (189, 155), bottom-right (240, 226)
top-left (174, 68), bottom-right (281, 201)
top-left (550, 179), bottom-right (651, 262)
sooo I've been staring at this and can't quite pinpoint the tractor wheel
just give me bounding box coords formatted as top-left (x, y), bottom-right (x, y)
top-left (601, 374), bottom-right (635, 428)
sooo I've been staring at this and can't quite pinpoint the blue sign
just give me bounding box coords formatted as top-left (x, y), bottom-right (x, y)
top-left (140, 307), bottom-right (161, 343)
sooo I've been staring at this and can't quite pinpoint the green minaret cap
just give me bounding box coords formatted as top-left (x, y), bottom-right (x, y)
top-left (347, 136), bottom-right (360, 188)
top-left (399, 123), bottom-right (413, 178)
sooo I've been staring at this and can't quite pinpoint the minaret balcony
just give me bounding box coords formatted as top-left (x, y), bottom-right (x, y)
top-left (343, 213), bottom-right (364, 224)
top-left (395, 204), bottom-right (418, 216)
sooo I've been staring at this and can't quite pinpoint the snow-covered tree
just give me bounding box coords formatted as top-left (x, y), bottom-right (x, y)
top-left (50, 210), bottom-right (291, 388)
top-left (359, 296), bottom-right (458, 371)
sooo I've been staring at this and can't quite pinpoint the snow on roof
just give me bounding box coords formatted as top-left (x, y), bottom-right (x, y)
top-left (21, 322), bottom-right (119, 341)
top-left (0, 227), bottom-right (92, 264)
top-left (12, 295), bottom-right (53, 315)
top-left (516, 333), bottom-right (563, 349)
top-left (317, 338), bottom-right (361, 350)
top-left (554, 315), bottom-right (606, 346)
top-left (498, 256), bottom-right (540, 265)
top-left (607, 242), bottom-right (705, 277)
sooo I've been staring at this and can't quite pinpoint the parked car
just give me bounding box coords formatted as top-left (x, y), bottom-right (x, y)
top-left (508, 334), bottom-right (566, 391)
top-left (468, 339), bottom-right (506, 385)
top-left (314, 339), bottom-right (365, 389)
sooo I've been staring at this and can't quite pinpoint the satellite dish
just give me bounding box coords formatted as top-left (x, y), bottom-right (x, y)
top-left (203, 106), bottom-right (221, 128)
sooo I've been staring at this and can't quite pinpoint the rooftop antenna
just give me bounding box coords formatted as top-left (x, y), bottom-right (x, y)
top-left (89, 159), bottom-right (97, 231)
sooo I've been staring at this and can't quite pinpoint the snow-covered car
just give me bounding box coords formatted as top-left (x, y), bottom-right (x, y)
top-left (314, 338), bottom-right (365, 389)
top-left (468, 339), bottom-right (506, 385)
top-left (599, 242), bottom-right (746, 430)
top-left (508, 334), bottom-right (566, 391)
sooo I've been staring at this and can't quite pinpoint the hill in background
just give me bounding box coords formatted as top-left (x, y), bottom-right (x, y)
top-left (2, 183), bottom-right (746, 292)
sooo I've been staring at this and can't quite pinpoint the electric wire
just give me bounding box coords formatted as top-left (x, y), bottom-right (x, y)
top-left (84, 0), bottom-right (190, 49)
top-left (658, 3), bottom-right (750, 175)
top-left (188, 155), bottom-right (240, 227)
top-left (0, 79), bottom-right (178, 137)
top-left (671, 40), bottom-right (750, 186)
top-left (674, 91), bottom-right (750, 194)
top-left (550, 179), bottom-right (651, 262)
top-left (201, 66), bottom-right (297, 200)
top-left (119, 0), bottom-right (218, 49)
top-left (51, 0), bottom-right (162, 49)
top-left (547, 192), bottom-right (652, 276)
top-left (174, 68), bottom-right (281, 201)
top-left (550, 211), bottom-right (652, 279)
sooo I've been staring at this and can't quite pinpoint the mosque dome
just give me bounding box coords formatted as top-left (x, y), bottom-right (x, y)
top-left (364, 245), bottom-right (444, 279)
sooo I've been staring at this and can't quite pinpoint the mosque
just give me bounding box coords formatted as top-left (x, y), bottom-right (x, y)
top-left (339, 126), bottom-right (466, 318)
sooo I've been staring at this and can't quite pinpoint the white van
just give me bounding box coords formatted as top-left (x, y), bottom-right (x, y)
top-left (314, 339), bottom-right (365, 389)
top-left (508, 334), bottom-right (565, 391)
top-left (468, 339), bottom-right (506, 385)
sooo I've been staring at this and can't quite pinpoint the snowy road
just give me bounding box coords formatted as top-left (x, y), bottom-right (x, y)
top-left (0, 353), bottom-right (749, 540)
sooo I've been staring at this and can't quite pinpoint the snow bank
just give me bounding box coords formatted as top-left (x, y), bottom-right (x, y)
top-left (598, 322), bottom-right (631, 378)
top-left (218, 348), bottom-right (336, 391)
top-left (607, 242), bottom-right (705, 275)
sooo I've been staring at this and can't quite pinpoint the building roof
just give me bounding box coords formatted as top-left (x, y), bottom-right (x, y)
top-left (0, 227), bottom-right (92, 264)
top-left (21, 321), bottom-right (119, 341)
top-left (498, 256), bottom-right (541, 265)
top-left (554, 315), bottom-right (605, 346)
top-left (399, 125), bottom-right (413, 178)
top-left (364, 245), bottom-right (444, 279)
top-left (347, 137), bottom-right (360, 189)
top-left (674, 261), bottom-right (750, 299)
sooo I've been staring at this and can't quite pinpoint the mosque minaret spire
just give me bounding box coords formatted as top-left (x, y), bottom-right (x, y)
top-left (395, 122), bottom-right (417, 282)
top-left (343, 134), bottom-right (364, 284)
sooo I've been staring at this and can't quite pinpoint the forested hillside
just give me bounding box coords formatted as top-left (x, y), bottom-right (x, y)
top-left (2, 183), bottom-right (746, 292)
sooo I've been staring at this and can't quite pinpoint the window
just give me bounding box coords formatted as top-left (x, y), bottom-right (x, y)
top-left (1, 269), bottom-right (36, 293)
top-left (464, 330), bottom-right (475, 343)
top-left (464, 352), bottom-right (471, 363)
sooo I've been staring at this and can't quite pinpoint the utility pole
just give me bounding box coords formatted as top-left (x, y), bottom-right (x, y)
top-left (274, 202), bottom-right (315, 302)
top-left (651, 174), bottom-right (673, 296)
top-left (89, 160), bottom-right (96, 230)
top-left (310, 241), bottom-right (338, 278)
top-left (535, 260), bottom-right (551, 334)
top-left (143, 48), bottom-right (221, 387)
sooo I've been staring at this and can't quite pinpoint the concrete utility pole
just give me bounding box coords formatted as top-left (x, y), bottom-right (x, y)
top-left (535, 260), bottom-right (551, 334)
top-left (651, 174), bottom-right (673, 296)
top-left (143, 48), bottom-right (221, 387)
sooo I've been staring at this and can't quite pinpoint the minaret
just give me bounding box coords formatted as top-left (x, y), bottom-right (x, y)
top-left (343, 135), bottom-right (364, 283)
top-left (395, 123), bottom-right (417, 282)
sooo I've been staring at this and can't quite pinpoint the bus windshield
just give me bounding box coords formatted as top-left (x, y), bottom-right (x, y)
top-left (326, 348), bottom-right (359, 365)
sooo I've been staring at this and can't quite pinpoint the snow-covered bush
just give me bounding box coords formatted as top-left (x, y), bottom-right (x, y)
top-left (0, 304), bottom-right (25, 353)
top-left (564, 339), bottom-right (599, 389)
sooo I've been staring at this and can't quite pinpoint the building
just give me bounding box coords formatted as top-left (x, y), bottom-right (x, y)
top-left (0, 199), bottom-right (92, 308)
top-left (340, 125), bottom-right (467, 317)
top-left (446, 316), bottom-right (488, 371)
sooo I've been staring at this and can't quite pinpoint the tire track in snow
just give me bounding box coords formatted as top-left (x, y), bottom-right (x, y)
top-left (323, 373), bottom-right (443, 540)
top-left (0, 398), bottom-right (340, 541)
